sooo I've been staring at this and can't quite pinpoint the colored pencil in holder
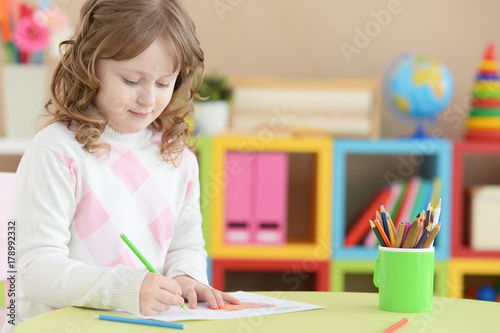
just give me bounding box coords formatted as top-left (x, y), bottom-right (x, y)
top-left (369, 219), bottom-right (385, 247)
top-left (386, 211), bottom-right (398, 236)
top-left (415, 224), bottom-right (432, 248)
top-left (419, 210), bottom-right (426, 224)
top-left (400, 222), bottom-right (411, 248)
top-left (432, 198), bottom-right (442, 227)
top-left (383, 204), bottom-right (398, 246)
top-left (411, 221), bottom-right (424, 248)
top-left (422, 224), bottom-right (441, 248)
top-left (402, 220), bottom-right (419, 248)
top-left (380, 204), bottom-right (394, 246)
top-left (394, 221), bottom-right (406, 248)
top-left (373, 219), bottom-right (392, 247)
top-left (375, 210), bottom-right (385, 235)
top-left (424, 202), bottom-right (432, 228)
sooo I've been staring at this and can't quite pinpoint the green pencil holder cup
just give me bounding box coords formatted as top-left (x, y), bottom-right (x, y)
top-left (373, 246), bottom-right (434, 313)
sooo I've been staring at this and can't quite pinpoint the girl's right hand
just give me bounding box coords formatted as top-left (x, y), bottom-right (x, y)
top-left (139, 272), bottom-right (185, 316)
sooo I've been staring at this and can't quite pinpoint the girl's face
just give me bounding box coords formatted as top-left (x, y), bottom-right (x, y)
top-left (94, 38), bottom-right (179, 133)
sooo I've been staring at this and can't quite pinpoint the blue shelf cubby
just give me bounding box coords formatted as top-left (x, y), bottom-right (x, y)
top-left (207, 258), bottom-right (213, 285)
top-left (332, 138), bottom-right (451, 260)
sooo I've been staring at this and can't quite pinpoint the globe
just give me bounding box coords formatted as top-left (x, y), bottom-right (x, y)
top-left (383, 53), bottom-right (454, 138)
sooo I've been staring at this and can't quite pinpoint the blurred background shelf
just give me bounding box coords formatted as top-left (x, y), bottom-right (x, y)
top-left (0, 138), bottom-right (31, 172)
top-left (452, 141), bottom-right (500, 258)
top-left (332, 138), bottom-right (452, 260)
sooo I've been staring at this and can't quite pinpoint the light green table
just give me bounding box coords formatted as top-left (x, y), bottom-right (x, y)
top-left (13, 292), bottom-right (500, 333)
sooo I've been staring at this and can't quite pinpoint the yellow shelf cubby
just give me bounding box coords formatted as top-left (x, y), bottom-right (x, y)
top-left (209, 134), bottom-right (332, 260)
top-left (449, 259), bottom-right (500, 298)
top-left (331, 260), bottom-right (449, 296)
top-left (330, 261), bottom-right (376, 293)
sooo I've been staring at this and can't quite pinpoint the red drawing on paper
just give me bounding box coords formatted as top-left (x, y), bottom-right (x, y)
top-left (215, 302), bottom-right (275, 312)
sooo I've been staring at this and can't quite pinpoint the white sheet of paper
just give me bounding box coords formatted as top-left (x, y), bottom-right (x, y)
top-left (114, 291), bottom-right (324, 322)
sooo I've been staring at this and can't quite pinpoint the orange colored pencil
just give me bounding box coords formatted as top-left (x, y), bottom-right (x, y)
top-left (374, 219), bottom-right (392, 247)
top-left (380, 204), bottom-right (395, 246)
top-left (376, 209), bottom-right (391, 245)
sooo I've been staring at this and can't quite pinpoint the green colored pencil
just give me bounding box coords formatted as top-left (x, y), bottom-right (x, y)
top-left (369, 220), bottom-right (385, 247)
top-left (120, 234), bottom-right (158, 273)
top-left (120, 234), bottom-right (190, 313)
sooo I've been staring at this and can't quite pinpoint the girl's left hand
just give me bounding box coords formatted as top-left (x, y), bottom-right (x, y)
top-left (173, 275), bottom-right (240, 309)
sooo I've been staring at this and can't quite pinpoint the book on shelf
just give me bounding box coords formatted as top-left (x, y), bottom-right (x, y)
top-left (229, 78), bottom-right (380, 137)
top-left (232, 114), bottom-right (372, 135)
top-left (390, 180), bottom-right (407, 220)
top-left (345, 176), bottom-right (442, 247)
top-left (395, 176), bottom-right (421, 225)
top-left (344, 187), bottom-right (391, 247)
top-left (410, 177), bottom-right (430, 220)
top-left (362, 182), bottom-right (404, 247)
top-left (232, 87), bottom-right (373, 116)
top-left (362, 226), bottom-right (378, 247)
top-left (430, 177), bottom-right (442, 209)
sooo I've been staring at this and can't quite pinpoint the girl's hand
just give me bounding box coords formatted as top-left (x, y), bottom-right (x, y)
top-left (139, 272), bottom-right (185, 316)
top-left (174, 275), bottom-right (240, 309)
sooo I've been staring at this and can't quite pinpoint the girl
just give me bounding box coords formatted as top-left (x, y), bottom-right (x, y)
top-left (5, 0), bottom-right (238, 329)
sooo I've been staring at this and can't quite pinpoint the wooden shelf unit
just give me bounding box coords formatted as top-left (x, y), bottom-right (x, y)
top-left (452, 141), bottom-right (500, 258)
top-left (209, 135), bottom-right (332, 260)
top-left (332, 138), bottom-right (452, 260)
top-left (330, 260), bottom-right (449, 297)
top-left (212, 259), bottom-right (329, 292)
top-left (449, 259), bottom-right (500, 298)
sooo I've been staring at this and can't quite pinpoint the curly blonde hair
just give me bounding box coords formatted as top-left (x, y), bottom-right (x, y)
top-left (46, 0), bottom-right (204, 165)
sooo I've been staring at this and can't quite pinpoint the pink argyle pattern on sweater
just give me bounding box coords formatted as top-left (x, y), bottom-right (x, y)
top-left (178, 149), bottom-right (196, 203)
top-left (81, 220), bottom-right (123, 266)
top-left (52, 147), bottom-right (122, 251)
top-left (133, 177), bottom-right (169, 224)
top-left (185, 179), bottom-right (193, 202)
top-left (108, 251), bottom-right (136, 268)
top-left (111, 149), bottom-right (150, 194)
top-left (148, 206), bottom-right (176, 251)
top-left (74, 190), bottom-right (110, 239)
top-left (51, 150), bottom-right (76, 183)
top-left (43, 125), bottom-right (200, 272)
top-left (51, 149), bottom-right (94, 204)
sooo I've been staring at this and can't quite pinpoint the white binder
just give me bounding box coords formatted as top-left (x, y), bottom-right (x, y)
top-left (470, 185), bottom-right (500, 251)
